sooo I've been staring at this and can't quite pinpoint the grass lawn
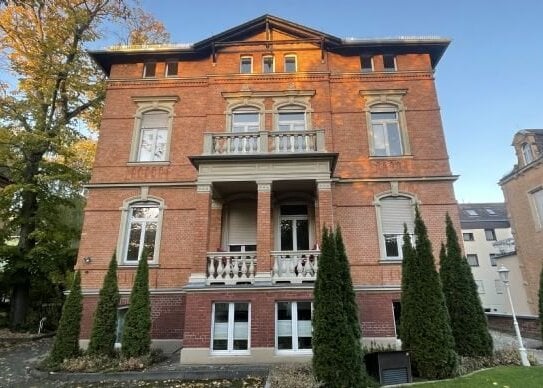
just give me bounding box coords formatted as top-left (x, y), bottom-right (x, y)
top-left (408, 366), bottom-right (543, 387)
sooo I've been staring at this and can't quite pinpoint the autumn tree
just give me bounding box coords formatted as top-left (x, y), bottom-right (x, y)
top-left (0, 0), bottom-right (169, 328)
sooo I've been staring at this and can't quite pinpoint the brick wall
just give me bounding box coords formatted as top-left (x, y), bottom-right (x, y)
top-left (487, 313), bottom-right (541, 340)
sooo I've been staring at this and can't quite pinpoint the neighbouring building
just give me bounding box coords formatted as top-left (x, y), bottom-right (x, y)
top-left (459, 203), bottom-right (531, 315)
top-left (499, 129), bottom-right (543, 316)
top-left (80, 15), bottom-right (459, 364)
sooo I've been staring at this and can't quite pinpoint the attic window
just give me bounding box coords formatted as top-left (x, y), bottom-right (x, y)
top-left (466, 209), bottom-right (478, 216)
top-left (361, 56), bottom-right (373, 73)
top-left (383, 55), bottom-right (396, 71)
top-left (485, 208), bottom-right (497, 215)
top-left (143, 62), bottom-right (156, 78)
top-left (522, 143), bottom-right (534, 165)
top-left (263, 56), bottom-right (274, 73)
top-left (165, 61), bottom-right (178, 77)
top-left (284, 55), bottom-right (297, 72)
top-left (240, 56), bottom-right (253, 74)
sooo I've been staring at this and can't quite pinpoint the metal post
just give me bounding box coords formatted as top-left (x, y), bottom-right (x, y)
top-left (504, 281), bottom-right (530, 366)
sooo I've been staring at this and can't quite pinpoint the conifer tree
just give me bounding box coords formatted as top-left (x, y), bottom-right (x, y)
top-left (47, 271), bottom-right (82, 365)
top-left (399, 208), bottom-right (457, 379)
top-left (440, 213), bottom-right (493, 356)
top-left (121, 255), bottom-right (151, 358)
top-left (88, 253), bottom-right (120, 356)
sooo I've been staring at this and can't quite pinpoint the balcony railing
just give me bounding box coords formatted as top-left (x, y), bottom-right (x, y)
top-left (206, 252), bottom-right (257, 285)
top-left (271, 250), bottom-right (319, 284)
top-left (203, 130), bottom-right (325, 155)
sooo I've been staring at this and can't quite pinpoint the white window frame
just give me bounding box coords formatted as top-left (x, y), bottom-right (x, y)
top-left (375, 194), bottom-right (416, 261)
top-left (122, 201), bottom-right (161, 264)
top-left (361, 55), bottom-right (374, 72)
top-left (210, 302), bottom-right (251, 355)
top-left (165, 60), bottom-right (178, 77)
top-left (530, 187), bottom-right (543, 230)
top-left (143, 62), bottom-right (156, 78)
top-left (475, 280), bottom-right (485, 294)
top-left (463, 232), bottom-right (475, 241)
top-left (115, 306), bottom-right (129, 346)
top-left (262, 55), bottom-right (275, 73)
top-left (522, 143), bottom-right (534, 165)
top-left (494, 279), bottom-right (504, 294)
top-left (137, 110), bottom-right (169, 162)
top-left (489, 253), bottom-right (498, 267)
top-left (383, 54), bottom-right (397, 71)
top-left (231, 107), bottom-right (261, 133)
top-left (277, 106), bottom-right (307, 131)
top-left (284, 54), bottom-right (297, 72)
top-left (275, 301), bottom-right (313, 354)
top-left (240, 56), bottom-right (253, 74)
top-left (485, 229), bottom-right (497, 241)
top-left (370, 106), bottom-right (403, 156)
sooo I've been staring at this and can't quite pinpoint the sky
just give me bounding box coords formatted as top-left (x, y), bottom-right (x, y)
top-left (100, 0), bottom-right (543, 203)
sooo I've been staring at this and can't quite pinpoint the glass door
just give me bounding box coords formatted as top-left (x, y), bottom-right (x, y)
top-left (280, 205), bottom-right (309, 251)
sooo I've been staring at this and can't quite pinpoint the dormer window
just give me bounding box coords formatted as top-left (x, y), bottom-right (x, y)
top-left (522, 143), bottom-right (534, 165)
top-left (143, 62), bottom-right (156, 78)
top-left (240, 56), bottom-right (253, 74)
top-left (383, 55), bottom-right (396, 72)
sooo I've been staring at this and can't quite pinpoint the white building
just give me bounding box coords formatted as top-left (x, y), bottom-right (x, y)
top-left (459, 203), bottom-right (530, 315)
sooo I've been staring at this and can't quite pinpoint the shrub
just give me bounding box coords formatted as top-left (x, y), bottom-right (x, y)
top-left (399, 208), bottom-right (457, 379)
top-left (440, 213), bottom-right (493, 356)
top-left (88, 253), bottom-right (120, 356)
top-left (45, 271), bottom-right (83, 366)
top-left (121, 256), bottom-right (151, 358)
top-left (456, 348), bottom-right (539, 376)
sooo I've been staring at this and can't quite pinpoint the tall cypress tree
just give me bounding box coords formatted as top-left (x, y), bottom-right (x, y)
top-left (88, 253), bottom-right (120, 356)
top-left (47, 271), bottom-right (83, 365)
top-left (399, 208), bottom-right (457, 379)
top-left (440, 213), bottom-right (493, 356)
top-left (121, 256), bottom-right (151, 358)
top-left (313, 227), bottom-right (363, 387)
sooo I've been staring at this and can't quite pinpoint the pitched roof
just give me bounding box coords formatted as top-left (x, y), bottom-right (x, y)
top-left (89, 14), bottom-right (450, 75)
top-left (458, 203), bottom-right (510, 229)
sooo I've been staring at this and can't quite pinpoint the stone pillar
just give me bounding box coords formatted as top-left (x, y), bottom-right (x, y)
top-left (208, 199), bottom-right (223, 252)
top-left (189, 184), bottom-right (212, 284)
top-left (256, 180), bottom-right (272, 282)
top-left (316, 180), bottom-right (334, 241)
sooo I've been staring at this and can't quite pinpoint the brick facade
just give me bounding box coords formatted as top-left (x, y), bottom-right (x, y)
top-left (79, 15), bottom-right (458, 363)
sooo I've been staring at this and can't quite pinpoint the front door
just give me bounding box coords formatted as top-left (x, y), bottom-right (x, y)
top-left (280, 205), bottom-right (309, 251)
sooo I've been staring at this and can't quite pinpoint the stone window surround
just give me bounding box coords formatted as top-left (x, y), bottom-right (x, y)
top-left (529, 185), bottom-right (543, 231)
top-left (129, 96), bottom-right (178, 164)
top-left (222, 90), bottom-right (315, 133)
top-left (116, 190), bottom-right (166, 266)
top-left (361, 89), bottom-right (411, 157)
top-left (373, 186), bottom-right (418, 263)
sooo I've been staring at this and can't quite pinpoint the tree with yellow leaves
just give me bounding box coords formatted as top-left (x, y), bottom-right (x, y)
top-left (0, 0), bottom-right (169, 329)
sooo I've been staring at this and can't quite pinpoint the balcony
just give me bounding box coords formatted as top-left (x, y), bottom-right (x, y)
top-left (203, 130), bottom-right (325, 155)
top-left (205, 250), bottom-right (320, 285)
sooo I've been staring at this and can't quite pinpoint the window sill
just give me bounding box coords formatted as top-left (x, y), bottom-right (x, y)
top-left (369, 155), bottom-right (413, 159)
top-left (379, 259), bottom-right (402, 265)
top-left (126, 161), bottom-right (171, 166)
top-left (118, 263), bottom-right (160, 268)
top-left (275, 350), bottom-right (313, 356)
top-left (210, 351), bottom-right (251, 356)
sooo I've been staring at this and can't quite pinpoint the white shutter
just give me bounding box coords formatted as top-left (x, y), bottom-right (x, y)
top-left (141, 111), bottom-right (168, 129)
top-left (228, 201), bottom-right (257, 245)
top-left (380, 197), bottom-right (414, 235)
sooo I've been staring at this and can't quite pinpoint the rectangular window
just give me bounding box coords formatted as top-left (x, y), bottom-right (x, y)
top-left (379, 197), bottom-right (414, 260)
top-left (115, 307), bottom-right (128, 343)
top-left (466, 254), bottom-right (479, 267)
top-left (212, 302), bottom-right (250, 353)
top-left (485, 208), bottom-right (497, 215)
top-left (125, 204), bottom-right (159, 263)
top-left (495, 279), bottom-right (504, 294)
top-left (532, 188), bottom-right (543, 229)
top-left (475, 280), bottom-right (485, 294)
top-left (138, 110), bottom-right (169, 161)
top-left (392, 301), bottom-right (401, 339)
top-left (143, 62), bottom-right (156, 78)
top-left (485, 229), bottom-right (496, 241)
top-left (489, 253), bottom-right (498, 267)
top-left (466, 209), bottom-right (478, 216)
top-left (240, 56), bottom-right (252, 74)
top-left (276, 301), bottom-right (312, 352)
top-left (165, 61), bottom-right (178, 77)
top-left (262, 56), bottom-right (274, 73)
top-left (463, 233), bottom-right (474, 241)
top-left (371, 109), bottom-right (403, 156)
top-left (361, 56), bottom-right (373, 72)
top-left (383, 55), bottom-right (396, 71)
top-left (284, 55), bottom-right (297, 72)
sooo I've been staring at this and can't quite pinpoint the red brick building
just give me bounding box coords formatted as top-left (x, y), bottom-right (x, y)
top-left (80, 15), bottom-right (459, 363)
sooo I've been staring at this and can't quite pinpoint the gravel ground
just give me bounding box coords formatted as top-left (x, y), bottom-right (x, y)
top-left (490, 330), bottom-right (543, 364)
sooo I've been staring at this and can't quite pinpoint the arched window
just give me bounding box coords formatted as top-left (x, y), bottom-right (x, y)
top-left (137, 110), bottom-right (169, 161)
top-left (377, 196), bottom-right (415, 260)
top-left (231, 107), bottom-right (260, 133)
top-left (522, 143), bottom-right (534, 165)
top-left (370, 104), bottom-right (403, 156)
top-left (123, 201), bottom-right (161, 263)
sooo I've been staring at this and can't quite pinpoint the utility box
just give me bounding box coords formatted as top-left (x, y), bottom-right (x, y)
top-left (364, 351), bottom-right (412, 385)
